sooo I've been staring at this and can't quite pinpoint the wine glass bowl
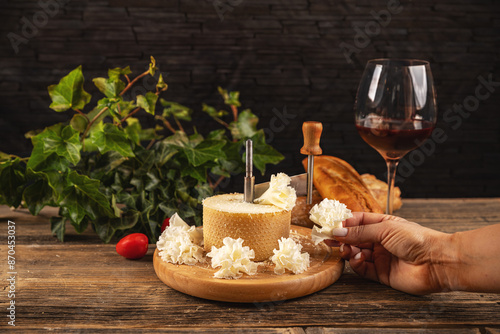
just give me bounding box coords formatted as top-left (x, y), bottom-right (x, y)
top-left (354, 59), bottom-right (437, 214)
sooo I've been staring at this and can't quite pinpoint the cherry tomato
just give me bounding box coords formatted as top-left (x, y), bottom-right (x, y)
top-left (161, 218), bottom-right (170, 232)
top-left (116, 233), bottom-right (149, 259)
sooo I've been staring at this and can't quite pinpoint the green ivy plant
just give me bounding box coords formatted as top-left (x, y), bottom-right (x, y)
top-left (0, 57), bottom-right (284, 243)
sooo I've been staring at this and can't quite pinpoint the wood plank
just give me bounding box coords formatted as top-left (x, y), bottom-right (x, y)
top-left (1, 199), bottom-right (500, 330)
top-left (7, 328), bottom-right (306, 333)
top-left (485, 328), bottom-right (500, 334)
top-left (2, 243), bottom-right (500, 329)
top-left (306, 329), bottom-right (482, 334)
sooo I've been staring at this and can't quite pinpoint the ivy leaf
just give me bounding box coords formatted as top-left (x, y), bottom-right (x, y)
top-left (114, 100), bottom-right (136, 117)
top-left (39, 125), bottom-right (82, 165)
top-left (71, 216), bottom-right (89, 234)
top-left (27, 149), bottom-right (69, 173)
top-left (156, 73), bottom-right (168, 91)
top-left (93, 77), bottom-right (126, 98)
top-left (202, 103), bottom-right (228, 118)
top-left (229, 109), bottom-right (258, 140)
top-left (250, 130), bottom-right (284, 175)
top-left (0, 158), bottom-right (26, 207)
top-left (70, 114), bottom-right (88, 133)
top-left (89, 122), bottom-right (135, 157)
top-left (50, 217), bottom-right (66, 242)
top-left (206, 129), bottom-right (226, 141)
top-left (124, 118), bottom-right (142, 145)
top-left (161, 99), bottom-right (192, 121)
top-left (0, 151), bottom-right (12, 161)
top-left (218, 87), bottom-right (241, 107)
top-left (181, 165), bottom-right (207, 183)
top-left (48, 65), bottom-right (91, 112)
top-left (162, 131), bottom-right (189, 148)
top-left (137, 91), bottom-right (158, 115)
top-left (23, 177), bottom-right (55, 215)
top-left (59, 171), bottom-right (116, 225)
top-left (108, 66), bottom-right (131, 81)
top-left (153, 140), bottom-right (179, 167)
top-left (93, 210), bottom-right (140, 243)
top-left (149, 56), bottom-right (157, 76)
top-left (182, 139), bottom-right (226, 167)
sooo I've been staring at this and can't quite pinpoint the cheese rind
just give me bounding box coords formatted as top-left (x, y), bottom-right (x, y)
top-left (203, 193), bottom-right (291, 261)
top-left (207, 237), bottom-right (259, 279)
top-left (271, 237), bottom-right (310, 275)
top-left (309, 198), bottom-right (353, 244)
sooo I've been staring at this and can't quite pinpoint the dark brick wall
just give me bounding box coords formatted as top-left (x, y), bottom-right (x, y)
top-left (1, 0), bottom-right (499, 198)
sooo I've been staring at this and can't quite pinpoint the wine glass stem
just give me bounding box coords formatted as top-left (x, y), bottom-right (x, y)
top-left (385, 159), bottom-right (399, 215)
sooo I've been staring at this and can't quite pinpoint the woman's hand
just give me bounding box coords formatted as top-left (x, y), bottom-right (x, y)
top-left (333, 212), bottom-right (453, 295)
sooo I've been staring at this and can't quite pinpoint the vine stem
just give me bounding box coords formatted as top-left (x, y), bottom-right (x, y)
top-left (173, 116), bottom-right (185, 133)
top-left (145, 138), bottom-right (156, 150)
top-left (119, 70), bottom-right (150, 97)
top-left (213, 117), bottom-right (229, 128)
top-left (155, 116), bottom-right (177, 134)
top-left (81, 106), bottom-right (109, 145)
top-left (231, 105), bottom-right (238, 122)
top-left (120, 107), bottom-right (141, 124)
top-left (210, 175), bottom-right (226, 190)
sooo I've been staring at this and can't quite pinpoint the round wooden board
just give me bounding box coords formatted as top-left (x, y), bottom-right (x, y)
top-left (153, 225), bottom-right (344, 303)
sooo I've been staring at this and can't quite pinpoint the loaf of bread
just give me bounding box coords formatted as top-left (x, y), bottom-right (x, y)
top-left (302, 156), bottom-right (384, 213)
top-left (360, 173), bottom-right (403, 211)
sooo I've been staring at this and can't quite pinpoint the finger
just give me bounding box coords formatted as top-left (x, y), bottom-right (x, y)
top-left (348, 252), bottom-right (380, 282)
top-left (334, 220), bottom-right (398, 246)
top-left (349, 246), bottom-right (373, 262)
top-left (324, 239), bottom-right (341, 247)
top-left (339, 243), bottom-right (351, 260)
top-left (343, 212), bottom-right (405, 228)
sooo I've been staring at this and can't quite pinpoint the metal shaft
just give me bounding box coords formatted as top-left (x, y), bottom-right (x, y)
top-left (306, 155), bottom-right (314, 204)
top-left (244, 139), bottom-right (255, 202)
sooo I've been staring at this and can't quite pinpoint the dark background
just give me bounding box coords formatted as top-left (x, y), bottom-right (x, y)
top-left (1, 0), bottom-right (499, 198)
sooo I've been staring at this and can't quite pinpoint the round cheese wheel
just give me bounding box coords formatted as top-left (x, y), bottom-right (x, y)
top-left (203, 193), bottom-right (291, 261)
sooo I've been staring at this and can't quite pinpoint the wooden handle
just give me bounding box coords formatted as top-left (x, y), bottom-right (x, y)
top-left (300, 121), bottom-right (323, 156)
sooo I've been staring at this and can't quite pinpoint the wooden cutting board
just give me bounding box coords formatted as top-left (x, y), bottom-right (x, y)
top-left (153, 225), bottom-right (344, 303)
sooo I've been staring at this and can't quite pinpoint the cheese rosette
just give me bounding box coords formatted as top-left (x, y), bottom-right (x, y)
top-left (309, 199), bottom-right (353, 245)
top-left (207, 237), bottom-right (259, 279)
top-left (271, 237), bottom-right (310, 275)
top-left (156, 213), bottom-right (204, 265)
top-left (254, 172), bottom-right (297, 211)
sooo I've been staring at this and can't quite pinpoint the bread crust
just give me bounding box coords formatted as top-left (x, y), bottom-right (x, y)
top-left (302, 156), bottom-right (384, 213)
top-left (361, 173), bottom-right (403, 211)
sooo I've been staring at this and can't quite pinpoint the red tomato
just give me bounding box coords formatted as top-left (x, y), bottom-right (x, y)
top-left (161, 218), bottom-right (170, 232)
top-left (116, 233), bottom-right (149, 259)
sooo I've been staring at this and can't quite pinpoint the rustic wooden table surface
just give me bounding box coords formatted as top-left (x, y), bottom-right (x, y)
top-left (1, 198), bottom-right (500, 333)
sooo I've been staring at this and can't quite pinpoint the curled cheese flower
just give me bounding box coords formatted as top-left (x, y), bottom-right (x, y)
top-left (207, 237), bottom-right (259, 279)
top-left (254, 172), bottom-right (297, 211)
top-left (271, 237), bottom-right (310, 275)
top-left (309, 199), bottom-right (353, 245)
top-left (156, 213), bottom-right (204, 265)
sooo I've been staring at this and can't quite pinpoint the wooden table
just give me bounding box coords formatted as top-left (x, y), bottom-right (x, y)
top-left (1, 198), bottom-right (500, 333)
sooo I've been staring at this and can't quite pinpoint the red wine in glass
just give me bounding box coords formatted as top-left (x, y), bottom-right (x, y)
top-left (356, 118), bottom-right (435, 160)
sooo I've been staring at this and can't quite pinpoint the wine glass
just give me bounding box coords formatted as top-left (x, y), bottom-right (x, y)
top-left (354, 59), bottom-right (437, 214)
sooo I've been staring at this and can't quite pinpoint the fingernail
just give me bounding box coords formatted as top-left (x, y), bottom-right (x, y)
top-left (354, 252), bottom-right (362, 260)
top-left (332, 228), bottom-right (348, 237)
top-left (339, 243), bottom-right (344, 252)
